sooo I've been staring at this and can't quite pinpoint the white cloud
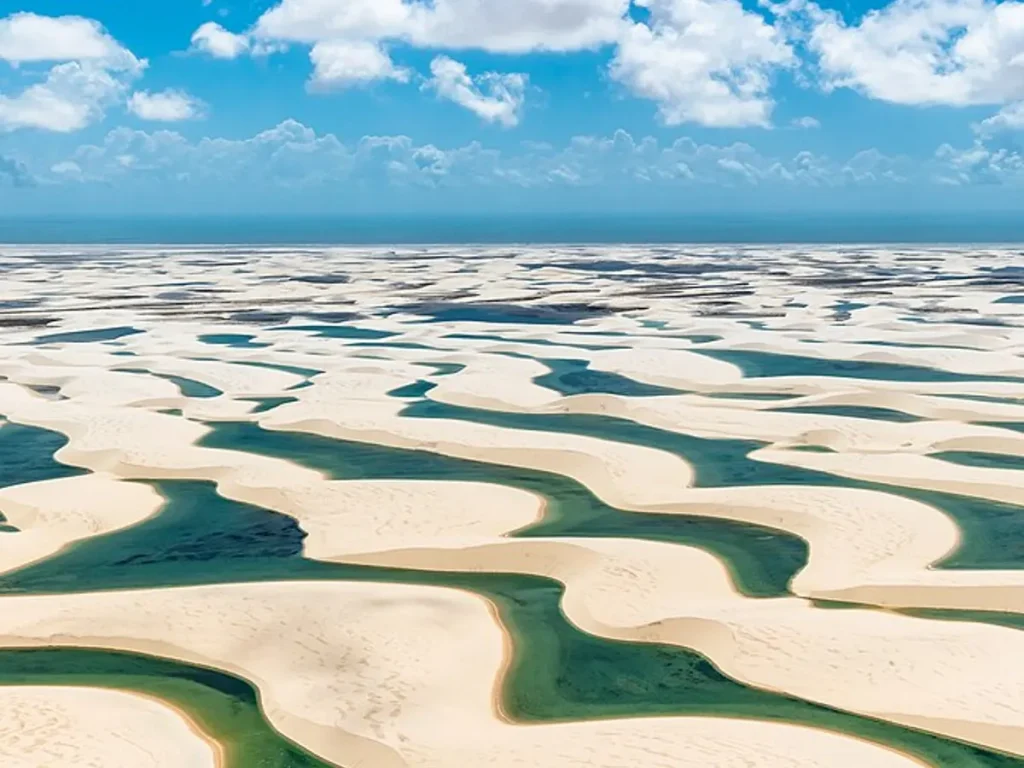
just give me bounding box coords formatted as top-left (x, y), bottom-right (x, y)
top-left (190, 21), bottom-right (250, 59)
top-left (253, 0), bottom-right (628, 53)
top-left (46, 119), bottom-right (918, 190)
top-left (841, 148), bottom-right (908, 183)
top-left (50, 160), bottom-right (83, 177)
top-left (0, 12), bottom-right (132, 64)
top-left (213, 0), bottom-right (802, 128)
top-left (791, 116), bottom-right (821, 129)
top-left (22, 117), bottom-right (1024, 192)
top-left (609, 0), bottom-right (794, 127)
top-left (806, 0), bottom-right (1024, 106)
top-left (975, 103), bottom-right (1024, 135)
top-left (308, 41), bottom-right (409, 89)
top-left (934, 140), bottom-right (1024, 184)
top-left (128, 90), bottom-right (205, 121)
top-left (426, 56), bottom-right (527, 126)
top-left (0, 12), bottom-right (144, 133)
top-left (537, 130), bottom-right (875, 186)
top-left (0, 60), bottom-right (141, 132)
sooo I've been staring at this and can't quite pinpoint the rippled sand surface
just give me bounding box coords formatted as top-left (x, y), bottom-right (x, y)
top-left (0, 244), bottom-right (1023, 767)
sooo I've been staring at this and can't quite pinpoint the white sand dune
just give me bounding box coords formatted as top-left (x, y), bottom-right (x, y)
top-left (0, 365), bottom-right (181, 407)
top-left (0, 580), bottom-right (932, 768)
top-left (257, 372), bottom-right (696, 508)
top-left (737, 389), bottom-right (1024, 423)
top-left (0, 367), bottom-right (1016, 752)
top-left (0, 382), bottom-right (551, 566)
top-left (110, 354), bottom-right (306, 396)
top-left (465, 386), bottom-right (1024, 457)
top-left (2, 245), bottom-right (1024, 766)
top-left (0, 473), bottom-right (164, 577)
top-left (0, 686), bottom-right (218, 768)
top-left (715, 335), bottom-right (1024, 377)
top-left (3, 360), bottom-right (1019, 616)
top-left (756, 448), bottom-right (1024, 506)
top-left (254, 369), bottom-right (1024, 612)
top-left (342, 537), bottom-right (1024, 755)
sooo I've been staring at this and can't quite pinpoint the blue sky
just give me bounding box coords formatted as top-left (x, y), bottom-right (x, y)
top-left (2, 0), bottom-right (1024, 216)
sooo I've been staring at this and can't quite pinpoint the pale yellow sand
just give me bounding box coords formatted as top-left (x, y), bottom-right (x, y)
top-left (0, 686), bottom-right (218, 768)
top-left (705, 336), bottom-right (1024, 377)
top-left (0, 381), bottom-right (550, 565)
top-left (253, 367), bottom-right (1024, 612)
top-left (0, 580), bottom-right (930, 768)
top-left (111, 354), bottom-right (305, 396)
top-left (745, 390), bottom-right (1024, 424)
top-left (0, 366), bottom-right (180, 407)
top-left (756, 447), bottom-right (1024, 506)
top-left (444, 386), bottom-right (1024, 457)
top-left (3, 245), bottom-right (1024, 764)
top-left (1, 360), bottom-right (1002, 752)
top-left (0, 473), bottom-right (164, 576)
top-left (337, 538), bottom-right (1024, 755)
top-left (1, 362), bottom-right (1019, 616)
top-left (257, 372), bottom-right (696, 509)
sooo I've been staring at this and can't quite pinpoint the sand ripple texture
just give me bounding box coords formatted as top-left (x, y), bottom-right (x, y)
top-left (0, 244), bottom-right (1022, 766)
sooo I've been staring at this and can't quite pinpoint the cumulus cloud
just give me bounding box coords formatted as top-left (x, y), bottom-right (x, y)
top-left (308, 41), bottom-right (410, 89)
top-left (50, 160), bottom-right (83, 178)
top-left (791, 116), bottom-right (821, 129)
top-left (425, 56), bottom-right (527, 126)
top-left (533, 129), bottom-right (880, 186)
top-left (0, 12), bottom-right (133, 64)
top-left (610, 0), bottom-right (793, 128)
top-left (934, 141), bottom-right (1024, 185)
top-left (805, 0), bottom-right (1024, 107)
top-left (128, 90), bottom-right (205, 121)
top-left (190, 21), bottom-right (250, 59)
top-left (42, 118), bottom-right (924, 191)
top-left (611, 0), bottom-right (794, 128)
top-left (252, 0), bottom-right (628, 53)
top-left (35, 119), bottom-right (1024, 191)
top-left (0, 60), bottom-right (141, 132)
top-left (203, 0), bottom-right (794, 127)
top-left (975, 103), bottom-right (1024, 135)
top-left (0, 12), bottom-right (145, 133)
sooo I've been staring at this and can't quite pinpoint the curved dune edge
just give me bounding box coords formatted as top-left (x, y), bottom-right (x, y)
top-left (356, 328), bottom-right (1024, 399)
top-left (753, 447), bottom-right (1024, 507)
top-left (257, 368), bottom-right (699, 507)
top-left (249, 313), bottom-right (1024, 387)
top-left (2, 368), bottom-right (1022, 615)
top-left (411, 339), bottom-right (1024, 428)
top-left (334, 537), bottom-right (1024, 757)
top-left (0, 580), bottom-right (933, 768)
top-left (697, 336), bottom-right (1024, 378)
top-left (0, 685), bottom-right (219, 768)
top-left (0, 372), bottom-right (696, 509)
top-left (27, 316), bottom-right (1024, 427)
top-left (0, 474), bottom-right (165, 577)
top-left (432, 374), bottom-right (1024, 460)
top-left (256, 372), bottom-right (1024, 613)
top-left (0, 374), bottom-right (1019, 753)
top-left (13, 316), bottom-right (1024, 432)
top-left (400, 320), bottom-right (1024, 380)
top-left (1, 348), bottom-right (307, 399)
top-left (754, 389), bottom-right (1024, 424)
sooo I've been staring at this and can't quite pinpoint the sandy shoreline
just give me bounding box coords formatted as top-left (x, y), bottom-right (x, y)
top-left (0, 580), bottom-right (942, 768)
top-left (0, 245), bottom-right (1022, 765)
top-left (0, 473), bottom-right (165, 577)
top-left (130, 691), bottom-right (227, 768)
top-left (0, 685), bottom-right (218, 767)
